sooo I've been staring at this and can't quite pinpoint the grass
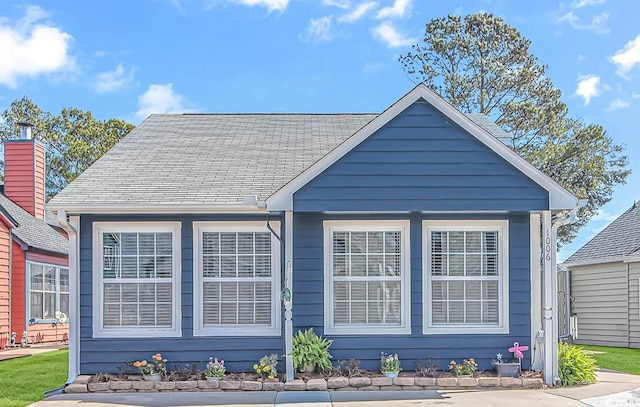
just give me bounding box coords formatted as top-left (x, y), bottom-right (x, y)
top-left (0, 349), bottom-right (68, 407)
top-left (578, 344), bottom-right (640, 375)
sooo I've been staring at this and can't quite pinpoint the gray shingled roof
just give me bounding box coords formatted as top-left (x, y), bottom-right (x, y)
top-left (47, 112), bottom-right (517, 209)
top-left (48, 114), bottom-right (378, 207)
top-left (0, 194), bottom-right (68, 255)
top-left (565, 201), bottom-right (640, 265)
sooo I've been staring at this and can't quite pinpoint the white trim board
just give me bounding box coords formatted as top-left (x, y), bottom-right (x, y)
top-left (267, 84), bottom-right (579, 212)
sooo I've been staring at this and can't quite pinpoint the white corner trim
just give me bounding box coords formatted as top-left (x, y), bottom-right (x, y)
top-left (92, 222), bottom-right (182, 338)
top-left (322, 220), bottom-right (411, 335)
top-left (530, 214), bottom-right (542, 366)
top-left (266, 84), bottom-right (579, 211)
top-left (192, 221), bottom-right (281, 337)
top-left (422, 220), bottom-right (510, 335)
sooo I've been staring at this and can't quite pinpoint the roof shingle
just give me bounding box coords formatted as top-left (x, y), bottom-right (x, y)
top-left (0, 194), bottom-right (68, 255)
top-left (565, 201), bottom-right (640, 265)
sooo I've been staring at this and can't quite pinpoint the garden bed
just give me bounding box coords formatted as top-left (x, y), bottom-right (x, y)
top-left (65, 370), bottom-right (544, 394)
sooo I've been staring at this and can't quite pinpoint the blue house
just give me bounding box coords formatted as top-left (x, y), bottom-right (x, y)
top-left (47, 85), bottom-right (581, 386)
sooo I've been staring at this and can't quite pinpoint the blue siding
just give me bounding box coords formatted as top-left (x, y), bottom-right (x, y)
top-left (294, 100), bottom-right (549, 212)
top-left (78, 214), bottom-right (285, 375)
top-left (292, 213), bottom-right (532, 371)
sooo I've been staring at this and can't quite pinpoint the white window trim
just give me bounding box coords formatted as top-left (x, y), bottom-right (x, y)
top-left (92, 222), bottom-right (182, 338)
top-left (323, 220), bottom-right (411, 335)
top-left (192, 221), bottom-right (281, 337)
top-left (422, 220), bottom-right (509, 335)
top-left (26, 261), bottom-right (69, 323)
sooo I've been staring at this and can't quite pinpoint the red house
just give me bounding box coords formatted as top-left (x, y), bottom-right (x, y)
top-left (0, 124), bottom-right (68, 348)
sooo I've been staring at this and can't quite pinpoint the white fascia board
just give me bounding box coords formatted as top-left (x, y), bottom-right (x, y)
top-left (266, 84), bottom-right (580, 212)
top-left (45, 203), bottom-right (270, 215)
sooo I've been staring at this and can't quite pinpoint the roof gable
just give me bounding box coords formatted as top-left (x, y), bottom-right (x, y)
top-left (565, 201), bottom-right (640, 266)
top-left (267, 84), bottom-right (579, 211)
top-left (0, 194), bottom-right (68, 254)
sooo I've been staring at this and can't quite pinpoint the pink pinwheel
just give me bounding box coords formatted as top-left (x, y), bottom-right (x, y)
top-left (509, 342), bottom-right (529, 361)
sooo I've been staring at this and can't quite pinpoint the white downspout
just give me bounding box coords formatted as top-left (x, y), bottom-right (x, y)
top-left (56, 210), bottom-right (80, 384)
top-left (284, 210), bottom-right (294, 381)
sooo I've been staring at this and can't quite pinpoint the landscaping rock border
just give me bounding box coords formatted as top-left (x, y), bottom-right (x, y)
top-left (66, 375), bottom-right (544, 393)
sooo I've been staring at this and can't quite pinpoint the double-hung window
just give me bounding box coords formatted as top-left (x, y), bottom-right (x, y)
top-left (28, 263), bottom-right (69, 321)
top-left (93, 222), bottom-right (182, 338)
top-left (193, 222), bottom-right (280, 336)
top-left (423, 220), bottom-right (509, 334)
top-left (324, 220), bottom-right (411, 335)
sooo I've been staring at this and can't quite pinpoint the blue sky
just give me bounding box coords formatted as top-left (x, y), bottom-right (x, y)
top-left (0, 0), bottom-right (638, 259)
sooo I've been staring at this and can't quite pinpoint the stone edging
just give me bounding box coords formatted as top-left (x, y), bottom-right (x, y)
top-left (65, 375), bottom-right (544, 393)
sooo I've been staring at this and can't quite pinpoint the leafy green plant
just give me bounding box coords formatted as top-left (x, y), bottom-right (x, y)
top-left (291, 328), bottom-right (333, 373)
top-left (253, 354), bottom-right (278, 380)
top-left (448, 358), bottom-right (478, 376)
top-left (380, 352), bottom-right (402, 373)
top-left (558, 342), bottom-right (597, 386)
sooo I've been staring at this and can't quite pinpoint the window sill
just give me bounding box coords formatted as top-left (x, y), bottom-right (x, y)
top-left (193, 327), bottom-right (281, 337)
top-left (324, 326), bottom-right (411, 335)
top-left (93, 328), bottom-right (182, 339)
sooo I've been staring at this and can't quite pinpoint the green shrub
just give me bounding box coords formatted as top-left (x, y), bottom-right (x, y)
top-left (291, 328), bottom-right (333, 373)
top-left (558, 341), bottom-right (597, 386)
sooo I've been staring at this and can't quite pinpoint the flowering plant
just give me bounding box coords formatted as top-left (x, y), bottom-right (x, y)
top-left (205, 357), bottom-right (226, 378)
top-left (253, 354), bottom-right (278, 380)
top-left (380, 352), bottom-right (402, 373)
top-left (448, 358), bottom-right (478, 376)
top-left (133, 353), bottom-right (167, 376)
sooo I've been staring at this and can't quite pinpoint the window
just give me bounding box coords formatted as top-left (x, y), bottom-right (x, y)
top-left (193, 222), bottom-right (280, 336)
top-left (423, 220), bottom-right (509, 334)
top-left (324, 220), bottom-right (411, 335)
top-left (28, 263), bottom-right (69, 321)
top-left (93, 222), bottom-right (181, 338)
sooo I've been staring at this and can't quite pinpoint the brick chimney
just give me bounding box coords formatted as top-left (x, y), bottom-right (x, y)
top-left (3, 123), bottom-right (46, 220)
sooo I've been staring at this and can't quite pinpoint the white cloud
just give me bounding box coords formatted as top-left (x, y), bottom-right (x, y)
top-left (371, 22), bottom-right (416, 48)
top-left (94, 64), bottom-right (135, 93)
top-left (572, 0), bottom-right (606, 7)
top-left (376, 0), bottom-right (412, 19)
top-left (575, 74), bottom-right (601, 105)
top-left (591, 209), bottom-right (620, 222)
top-left (136, 83), bottom-right (190, 118)
top-left (632, 92), bottom-right (640, 98)
top-left (605, 98), bottom-right (629, 111)
top-left (556, 11), bottom-right (609, 34)
top-left (322, 0), bottom-right (350, 8)
top-left (230, 0), bottom-right (288, 12)
top-left (611, 35), bottom-right (640, 75)
top-left (300, 16), bottom-right (335, 42)
top-left (339, 1), bottom-right (378, 23)
top-left (0, 5), bottom-right (75, 88)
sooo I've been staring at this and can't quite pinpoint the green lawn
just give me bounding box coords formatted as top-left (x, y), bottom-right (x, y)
top-left (0, 349), bottom-right (68, 407)
top-left (578, 345), bottom-right (640, 375)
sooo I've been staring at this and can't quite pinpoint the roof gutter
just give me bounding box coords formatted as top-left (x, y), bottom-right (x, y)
top-left (56, 210), bottom-right (80, 385)
top-left (45, 203), bottom-right (270, 215)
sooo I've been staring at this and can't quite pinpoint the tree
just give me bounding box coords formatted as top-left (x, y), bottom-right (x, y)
top-left (399, 13), bottom-right (629, 243)
top-left (0, 97), bottom-right (134, 197)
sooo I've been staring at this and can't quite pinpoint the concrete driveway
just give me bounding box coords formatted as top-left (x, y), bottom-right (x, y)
top-left (29, 370), bottom-right (640, 407)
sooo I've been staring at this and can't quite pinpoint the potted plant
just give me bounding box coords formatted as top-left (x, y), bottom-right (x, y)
top-left (253, 354), bottom-right (279, 381)
top-left (380, 352), bottom-right (402, 378)
top-left (204, 357), bottom-right (226, 381)
top-left (291, 328), bottom-right (333, 373)
top-left (492, 353), bottom-right (521, 377)
top-left (448, 358), bottom-right (478, 377)
top-left (133, 353), bottom-right (167, 382)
